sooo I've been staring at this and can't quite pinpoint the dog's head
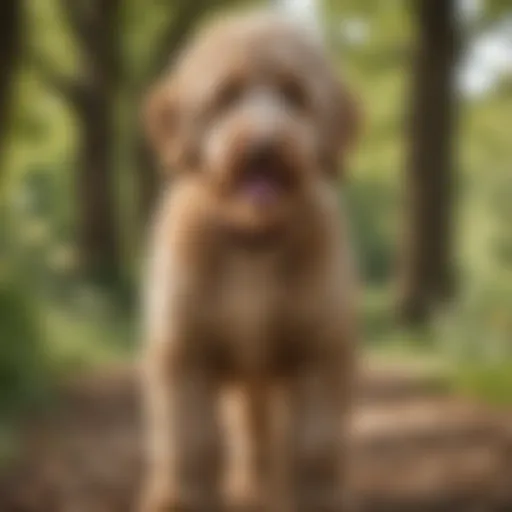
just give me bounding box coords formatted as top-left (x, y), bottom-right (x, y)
top-left (144, 10), bottom-right (359, 235)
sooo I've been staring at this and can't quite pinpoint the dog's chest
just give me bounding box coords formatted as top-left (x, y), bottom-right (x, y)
top-left (215, 253), bottom-right (284, 372)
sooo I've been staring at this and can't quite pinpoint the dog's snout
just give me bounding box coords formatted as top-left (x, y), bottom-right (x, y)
top-left (239, 135), bottom-right (295, 193)
top-left (246, 139), bottom-right (278, 170)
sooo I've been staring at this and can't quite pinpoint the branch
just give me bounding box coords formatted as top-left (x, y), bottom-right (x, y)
top-left (61, 0), bottom-right (123, 88)
top-left (29, 48), bottom-right (87, 109)
top-left (146, 0), bottom-right (209, 83)
top-left (150, 0), bottom-right (251, 79)
top-left (60, 0), bottom-right (92, 47)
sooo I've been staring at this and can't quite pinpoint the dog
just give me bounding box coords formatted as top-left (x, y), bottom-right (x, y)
top-left (139, 9), bottom-right (360, 512)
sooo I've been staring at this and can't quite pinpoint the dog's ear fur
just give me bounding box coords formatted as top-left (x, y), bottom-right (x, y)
top-left (142, 80), bottom-right (185, 173)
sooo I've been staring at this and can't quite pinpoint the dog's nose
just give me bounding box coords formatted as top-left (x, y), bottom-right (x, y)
top-left (246, 139), bottom-right (277, 170)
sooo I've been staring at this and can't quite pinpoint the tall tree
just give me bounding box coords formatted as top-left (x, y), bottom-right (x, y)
top-left (33, 0), bottom-right (121, 283)
top-left (398, 0), bottom-right (460, 323)
top-left (0, 0), bottom-right (22, 172)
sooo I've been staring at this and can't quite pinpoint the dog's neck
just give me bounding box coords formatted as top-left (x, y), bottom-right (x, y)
top-left (217, 224), bottom-right (288, 253)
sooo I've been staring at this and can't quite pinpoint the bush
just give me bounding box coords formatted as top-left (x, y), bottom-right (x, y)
top-left (345, 178), bottom-right (397, 284)
top-left (0, 280), bottom-right (49, 416)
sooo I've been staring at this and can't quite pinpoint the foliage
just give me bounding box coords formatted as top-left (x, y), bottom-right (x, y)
top-left (0, 0), bottom-right (511, 420)
top-left (0, 278), bottom-right (48, 416)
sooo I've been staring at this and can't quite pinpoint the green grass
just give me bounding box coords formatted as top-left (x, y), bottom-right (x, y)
top-left (369, 339), bottom-right (512, 406)
top-left (0, 283), bottom-right (135, 465)
top-left (450, 363), bottom-right (512, 406)
top-left (42, 300), bottom-right (135, 377)
top-left (0, 425), bottom-right (20, 468)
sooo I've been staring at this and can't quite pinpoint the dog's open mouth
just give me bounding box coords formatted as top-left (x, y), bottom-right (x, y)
top-left (237, 154), bottom-right (293, 206)
top-left (239, 172), bottom-right (281, 205)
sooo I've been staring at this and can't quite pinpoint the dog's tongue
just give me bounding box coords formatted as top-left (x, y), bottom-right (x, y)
top-left (241, 175), bottom-right (279, 205)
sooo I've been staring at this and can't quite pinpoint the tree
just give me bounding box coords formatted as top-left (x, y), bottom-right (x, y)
top-left (398, 0), bottom-right (460, 324)
top-left (33, 0), bottom-right (122, 283)
top-left (0, 0), bottom-right (22, 172)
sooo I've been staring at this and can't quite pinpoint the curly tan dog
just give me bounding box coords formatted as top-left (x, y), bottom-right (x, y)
top-left (140, 9), bottom-right (360, 512)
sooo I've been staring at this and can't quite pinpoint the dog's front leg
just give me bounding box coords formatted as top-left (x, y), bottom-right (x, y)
top-left (288, 350), bottom-right (351, 512)
top-left (140, 346), bottom-right (223, 512)
top-left (139, 199), bottom-right (225, 512)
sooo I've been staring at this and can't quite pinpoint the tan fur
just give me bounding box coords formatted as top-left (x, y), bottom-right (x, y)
top-left (140, 9), bottom-right (360, 512)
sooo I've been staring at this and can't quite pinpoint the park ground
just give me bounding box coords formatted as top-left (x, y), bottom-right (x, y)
top-left (0, 353), bottom-right (511, 512)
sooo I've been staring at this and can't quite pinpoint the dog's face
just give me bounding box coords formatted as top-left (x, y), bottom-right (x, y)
top-left (145, 11), bottom-right (359, 235)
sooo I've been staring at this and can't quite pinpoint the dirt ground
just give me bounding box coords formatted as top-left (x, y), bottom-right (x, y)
top-left (1, 359), bottom-right (511, 512)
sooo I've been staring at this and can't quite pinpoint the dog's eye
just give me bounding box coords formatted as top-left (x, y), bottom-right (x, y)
top-left (279, 80), bottom-right (308, 111)
top-left (217, 80), bottom-right (244, 111)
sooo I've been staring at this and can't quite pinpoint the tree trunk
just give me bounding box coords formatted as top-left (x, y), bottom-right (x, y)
top-left (65, 0), bottom-right (121, 283)
top-left (0, 0), bottom-right (21, 171)
top-left (76, 94), bottom-right (118, 282)
top-left (398, 0), bottom-right (459, 324)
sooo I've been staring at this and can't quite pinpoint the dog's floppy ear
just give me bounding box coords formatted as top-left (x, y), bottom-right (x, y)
top-left (142, 80), bottom-right (185, 172)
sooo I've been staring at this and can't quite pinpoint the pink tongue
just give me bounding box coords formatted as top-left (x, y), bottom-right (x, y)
top-left (242, 177), bottom-right (279, 204)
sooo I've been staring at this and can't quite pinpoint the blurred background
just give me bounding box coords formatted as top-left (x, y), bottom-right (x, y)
top-left (0, 0), bottom-right (511, 510)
